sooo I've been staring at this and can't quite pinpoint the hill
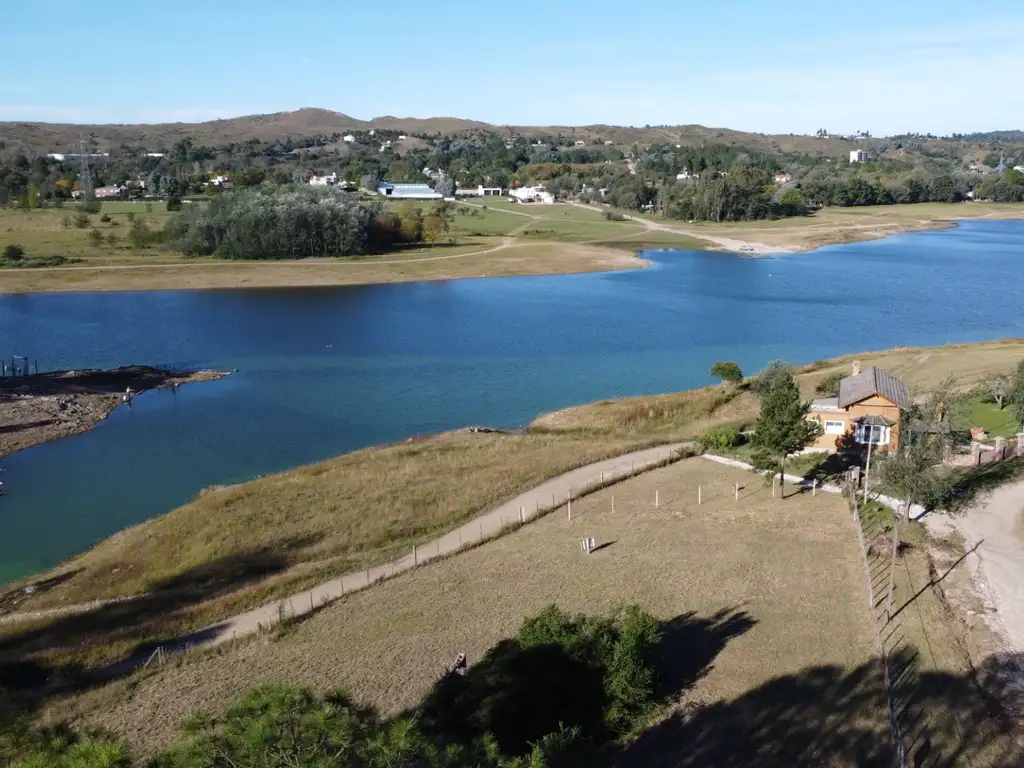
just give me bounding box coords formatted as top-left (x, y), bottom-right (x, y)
top-left (0, 106), bottom-right (879, 157)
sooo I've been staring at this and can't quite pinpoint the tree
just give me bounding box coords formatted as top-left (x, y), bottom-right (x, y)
top-left (815, 372), bottom-right (843, 397)
top-left (751, 371), bottom-right (819, 496)
top-left (73, 212), bottom-right (90, 229)
top-left (751, 360), bottom-right (792, 397)
top-left (3, 243), bottom-right (24, 261)
top-left (710, 361), bottom-right (743, 385)
top-left (88, 229), bottom-right (104, 247)
top-left (432, 199), bottom-right (455, 235)
top-left (361, 171), bottom-right (382, 191)
top-left (983, 374), bottom-right (1010, 409)
top-left (166, 195), bottom-right (183, 212)
top-left (434, 175), bottom-right (456, 198)
top-left (423, 214), bottom-right (444, 243)
top-left (1010, 360), bottom-right (1024, 432)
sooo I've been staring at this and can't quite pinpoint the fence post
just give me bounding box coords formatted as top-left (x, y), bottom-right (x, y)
top-left (655, 490), bottom-right (659, 508)
top-left (413, 545), bottom-right (418, 566)
top-left (611, 495), bottom-right (615, 514)
top-left (734, 482), bottom-right (739, 501)
top-left (567, 499), bottom-right (572, 521)
top-left (698, 485), bottom-right (702, 505)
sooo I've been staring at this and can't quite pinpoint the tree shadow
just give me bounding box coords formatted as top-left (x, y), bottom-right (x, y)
top-left (0, 534), bottom-right (321, 692)
top-left (418, 608), bottom-right (754, 758)
top-left (944, 457), bottom-right (1024, 512)
top-left (607, 648), bottom-right (1024, 767)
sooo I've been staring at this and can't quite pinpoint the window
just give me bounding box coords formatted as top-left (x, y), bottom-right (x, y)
top-left (824, 420), bottom-right (845, 435)
top-left (855, 424), bottom-right (889, 445)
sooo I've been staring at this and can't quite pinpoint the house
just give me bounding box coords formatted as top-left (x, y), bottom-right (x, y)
top-left (604, 140), bottom-right (614, 146)
top-left (774, 173), bottom-right (793, 184)
top-left (676, 170), bottom-right (698, 181)
top-left (454, 185), bottom-right (503, 197)
top-left (508, 185), bottom-right (554, 204)
top-left (377, 182), bottom-right (442, 200)
top-left (146, 153), bottom-right (165, 158)
top-left (849, 150), bottom-right (869, 164)
top-left (309, 172), bottom-right (339, 186)
top-left (93, 184), bottom-right (127, 199)
top-left (808, 363), bottom-right (911, 452)
top-left (343, 135), bottom-right (355, 143)
top-left (574, 140), bottom-right (586, 146)
top-left (1015, 166), bottom-right (1024, 173)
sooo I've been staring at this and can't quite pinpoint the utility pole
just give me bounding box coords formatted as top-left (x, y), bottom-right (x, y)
top-left (79, 139), bottom-right (94, 206)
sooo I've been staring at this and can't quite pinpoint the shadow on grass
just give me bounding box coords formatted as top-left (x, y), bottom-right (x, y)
top-left (0, 534), bottom-right (322, 692)
top-left (419, 608), bottom-right (754, 758)
top-left (608, 647), bottom-right (1024, 768)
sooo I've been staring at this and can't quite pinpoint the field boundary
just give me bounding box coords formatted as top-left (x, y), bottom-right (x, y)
top-left (850, 490), bottom-right (907, 767)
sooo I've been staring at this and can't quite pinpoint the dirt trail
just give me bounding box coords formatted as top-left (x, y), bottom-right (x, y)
top-left (943, 480), bottom-right (1024, 652)
top-left (569, 202), bottom-right (794, 254)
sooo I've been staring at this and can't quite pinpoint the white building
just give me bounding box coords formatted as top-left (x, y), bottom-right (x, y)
top-left (676, 170), bottom-right (698, 181)
top-left (774, 173), bottom-right (793, 183)
top-left (509, 186), bottom-right (554, 204)
top-left (377, 182), bottom-right (442, 200)
top-left (309, 172), bottom-right (339, 186)
top-left (1014, 165), bottom-right (1024, 173)
top-left (146, 152), bottom-right (165, 158)
top-left (455, 185), bottom-right (503, 197)
top-left (849, 150), bottom-right (869, 164)
top-left (342, 135), bottom-right (355, 143)
top-left (574, 140), bottom-right (586, 146)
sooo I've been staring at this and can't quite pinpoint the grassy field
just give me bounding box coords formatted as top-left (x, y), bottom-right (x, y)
top-left (49, 458), bottom-right (886, 760)
top-left (679, 201), bottom-right (1024, 251)
top-left (958, 396), bottom-right (1021, 438)
top-left (0, 201), bottom-right (679, 293)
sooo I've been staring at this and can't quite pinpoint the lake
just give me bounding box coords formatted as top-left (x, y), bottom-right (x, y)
top-left (1, 220), bottom-right (1023, 582)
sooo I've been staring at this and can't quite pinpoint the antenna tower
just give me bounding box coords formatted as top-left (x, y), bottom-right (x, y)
top-left (79, 139), bottom-right (94, 203)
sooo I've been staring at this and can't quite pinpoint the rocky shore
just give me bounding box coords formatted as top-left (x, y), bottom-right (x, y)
top-left (0, 366), bottom-right (230, 458)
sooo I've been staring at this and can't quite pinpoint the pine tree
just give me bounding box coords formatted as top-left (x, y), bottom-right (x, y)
top-left (751, 371), bottom-right (819, 496)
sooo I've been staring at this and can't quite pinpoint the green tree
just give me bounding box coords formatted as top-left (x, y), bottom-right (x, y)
top-left (1010, 360), bottom-right (1024, 432)
top-left (751, 371), bottom-right (819, 495)
top-left (709, 361), bottom-right (743, 385)
top-left (815, 371), bottom-right (843, 397)
top-left (983, 374), bottom-right (1010, 409)
top-left (752, 360), bottom-right (792, 397)
top-left (73, 212), bottom-right (90, 229)
top-left (3, 243), bottom-right (24, 261)
top-left (435, 175), bottom-right (456, 198)
top-left (166, 196), bottom-right (183, 212)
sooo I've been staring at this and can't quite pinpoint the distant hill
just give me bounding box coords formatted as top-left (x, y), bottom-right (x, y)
top-left (0, 107), bottom-right (881, 157)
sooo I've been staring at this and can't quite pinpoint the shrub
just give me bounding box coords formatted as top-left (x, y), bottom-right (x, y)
top-left (78, 199), bottom-right (101, 214)
top-left (815, 372), bottom-right (843, 397)
top-left (145, 202), bottom-right (153, 213)
top-left (126, 211), bottom-right (136, 223)
top-left (3, 243), bottom-right (25, 261)
top-left (752, 359), bottom-right (792, 397)
top-left (72, 212), bottom-right (90, 229)
top-left (710, 360), bottom-right (744, 384)
top-left (603, 210), bottom-right (627, 221)
top-left (100, 213), bottom-right (112, 223)
top-left (87, 229), bottom-right (104, 246)
top-left (166, 195), bottom-right (183, 211)
top-left (701, 425), bottom-right (743, 450)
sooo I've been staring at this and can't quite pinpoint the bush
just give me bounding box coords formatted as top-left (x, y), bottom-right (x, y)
top-left (752, 359), bottom-right (792, 397)
top-left (701, 425), bottom-right (743, 450)
top-left (145, 202), bottom-right (153, 213)
top-left (710, 360), bottom-right (744, 384)
top-left (87, 229), bottom-right (104, 246)
top-left (72, 212), bottom-right (90, 229)
top-left (166, 195), bottom-right (183, 211)
top-left (603, 210), bottom-right (627, 221)
top-left (60, 214), bottom-right (72, 229)
top-left (3, 243), bottom-right (24, 261)
top-left (815, 372), bottom-right (843, 397)
top-left (78, 199), bottom-right (101, 214)
top-left (100, 213), bottom-right (112, 223)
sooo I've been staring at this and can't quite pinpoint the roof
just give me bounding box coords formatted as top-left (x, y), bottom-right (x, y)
top-left (837, 367), bottom-right (911, 408)
top-left (854, 414), bottom-right (895, 427)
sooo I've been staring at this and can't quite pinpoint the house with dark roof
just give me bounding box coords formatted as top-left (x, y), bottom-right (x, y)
top-left (807, 363), bottom-right (912, 451)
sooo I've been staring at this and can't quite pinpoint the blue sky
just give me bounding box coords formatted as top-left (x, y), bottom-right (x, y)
top-left (3, 0), bottom-right (1023, 135)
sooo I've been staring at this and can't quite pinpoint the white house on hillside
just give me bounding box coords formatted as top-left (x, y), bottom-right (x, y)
top-left (849, 150), bottom-right (869, 163)
top-left (377, 182), bottom-right (442, 200)
top-left (309, 172), bottom-right (339, 186)
top-left (343, 135), bottom-right (355, 142)
top-left (455, 185), bottom-right (503, 197)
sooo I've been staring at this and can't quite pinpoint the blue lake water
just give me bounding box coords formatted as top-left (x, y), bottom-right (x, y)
top-left (1, 220), bottom-right (1023, 581)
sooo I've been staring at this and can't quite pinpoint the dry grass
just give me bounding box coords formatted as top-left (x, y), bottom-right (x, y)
top-left (0, 239), bottom-right (645, 293)
top-left (0, 431), bottom-right (667, 668)
top-left (50, 458), bottom-right (883, 757)
top-left (535, 339), bottom-right (1024, 435)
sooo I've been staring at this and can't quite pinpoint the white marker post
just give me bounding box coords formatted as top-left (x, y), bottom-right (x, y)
top-left (698, 485), bottom-right (702, 505)
top-left (568, 499), bottom-right (572, 522)
top-left (655, 490), bottom-right (660, 508)
top-left (611, 495), bottom-right (615, 514)
top-left (734, 482), bottom-right (739, 501)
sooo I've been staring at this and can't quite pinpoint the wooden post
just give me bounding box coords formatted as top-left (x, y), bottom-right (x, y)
top-left (458, 530), bottom-right (462, 547)
top-left (772, 478), bottom-right (776, 499)
top-left (698, 485), bottom-right (702, 505)
top-left (568, 499), bottom-right (572, 521)
top-left (812, 479), bottom-right (817, 496)
top-left (734, 482), bottom-right (739, 501)
top-left (611, 496), bottom-right (615, 514)
top-left (601, 471), bottom-right (605, 484)
top-left (413, 545), bottom-right (418, 566)
top-left (655, 490), bottom-right (659, 508)
top-left (479, 522), bottom-right (483, 540)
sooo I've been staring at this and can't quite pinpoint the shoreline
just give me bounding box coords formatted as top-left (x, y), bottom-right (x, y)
top-left (0, 366), bottom-right (231, 459)
top-left (2, 211), bottom-right (1021, 294)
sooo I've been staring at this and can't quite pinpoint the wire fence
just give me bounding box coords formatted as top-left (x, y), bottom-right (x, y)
top-left (849, 488), bottom-right (908, 768)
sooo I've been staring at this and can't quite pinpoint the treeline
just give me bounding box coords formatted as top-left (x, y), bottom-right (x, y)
top-left (2, 605), bottom-right (664, 767)
top-left (165, 186), bottom-right (453, 259)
